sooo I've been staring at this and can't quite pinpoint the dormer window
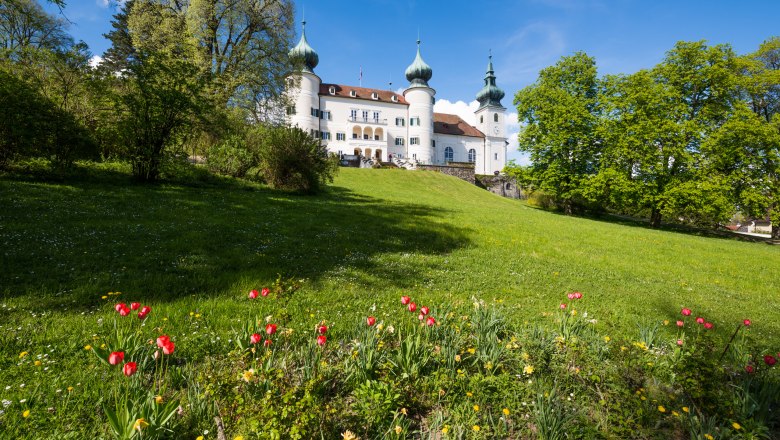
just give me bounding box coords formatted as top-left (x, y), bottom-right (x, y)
top-left (349, 90), bottom-right (357, 97)
top-left (328, 86), bottom-right (335, 95)
top-left (391, 95), bottom-right (398, 102)
top-left (371, 92), bottom-right (379, 100)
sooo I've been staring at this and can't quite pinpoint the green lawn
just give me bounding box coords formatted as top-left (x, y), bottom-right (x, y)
top-left (1, 164), bottom-right (779, 438)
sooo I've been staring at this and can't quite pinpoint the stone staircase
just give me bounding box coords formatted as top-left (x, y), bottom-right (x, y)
top-left (392, 157), bottom-right (417, 170)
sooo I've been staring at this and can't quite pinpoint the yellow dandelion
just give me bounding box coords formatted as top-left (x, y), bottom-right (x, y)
top-left (84, 345), bottom-right (92, 350)
top-left (376, 323), bottom-right (384, 331)
top-left (454, 354), bottom-right (461, 362)
top-left (441, 425), bottom-right (449, 434)
top-left (641, 396), bottom-right (646, 401)
top-left (155, 395), bottom-right (163, 404)
top-left (133, 418), bottom-right (149, 431)
top-left (663, 320), bottom-right (669, 326)
top-left (473, 404), bottom-right (479, 412)
top-left (604, 336), bottom-right (611, 343)
top-left (234, 437), bottom-right (244, 440)
top-left (521, 352), bottom-right (530, 361)
top-left (22, 410), bottom-right (30, 418)
top-left (400, 407), bottom-right (408, 416)
top-left (484, 361), bottom-right (493, 370)
top-left (620, 346), bottom-right (627, 351)
top-left (732, 422), bottom-right (741, 430)
top-left (195, 314), bottom-right (201, 318)
top-left (467, 347), bottom-right (476, 354)
top-left (242, 369), bottom-right (255, 383)
top-left (196, 437), bottom-right (204, 440)
top-left (101, 296), bottom-right (108, 299)
top-left (704, 435), bottom-right (714, 440)
top-left (523, 364), bottom-right (534, 375)
top-left (672, 411), bottom-right (679, 416)
top-left (682, 406), bottom-right (689, 413)
top-left (657, 405), bottom-right (666, 413)
top-left (503, 408), bottom-right (510, 416)
top-left (466, 392), bottom-right (473, 397)
top-left (570, 309), bottom-right (577, 316)
top-left (394, 425), bottom-right (402, 434)
top-left (100, 344), bottom-right (106, 349)
top-left (341, 430), bottom-right (357, 440)
top-left (19, 351), bottom-right (29, 359)
top-left (34, 360), bottom-right (41, 366)
top-left (472, 425), bottom-right (480, 432)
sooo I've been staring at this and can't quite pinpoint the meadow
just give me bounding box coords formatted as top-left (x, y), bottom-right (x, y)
top-left (1, 163), bottom-right (779, 439)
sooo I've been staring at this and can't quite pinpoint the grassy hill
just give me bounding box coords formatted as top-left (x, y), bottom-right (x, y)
top-left (2, 164), bottom-right (780, 438)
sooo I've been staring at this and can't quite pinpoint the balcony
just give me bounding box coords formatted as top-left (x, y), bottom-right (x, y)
top-left (348, 116), bottom-right (387, 125)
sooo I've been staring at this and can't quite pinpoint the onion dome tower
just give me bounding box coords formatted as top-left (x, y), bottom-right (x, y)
top-left (475, 53), bottom-right (505, 109)
top-left (474, 52), bottom-right (507, 175)
top-left (403, 39), bottom-right (435, 164)
top-left (287, 20), bottom-right (320, 135)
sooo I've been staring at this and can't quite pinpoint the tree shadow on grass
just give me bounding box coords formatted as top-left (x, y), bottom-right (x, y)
top-left (0, 170), bottom-right (472, 310)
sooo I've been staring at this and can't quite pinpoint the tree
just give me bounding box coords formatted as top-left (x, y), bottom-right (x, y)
top-left (514, 52), bottom-right (601, 214)
top-left (0, 0), bottom-right (71, 56)
top-left (101, 0), bottom-right (136, 74)
top-left (743, 37), bottom-right (780, 122)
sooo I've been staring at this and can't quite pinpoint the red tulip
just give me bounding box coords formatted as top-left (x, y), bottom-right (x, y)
top-left (401, 296), bottom-right (411, 305)
top-left (695, 317), bottom-right (705, 324)
top-left (573, 292), bottom-right (583, 299)
top-left (676, 320), bottom-right (684, 327)
top-left (138, 310), bottom-right (149, 320)
top-left (162, 341), bottom-right (175, 355)
top-left (567, 293), bottom-right (575, 300)
top-left (317, 325), bottom-right (328, 334)
top-left (108, 351), bottom-right (125, 365)
top-left (681, 308), bottom-right (692, 316)
top-left (743, 319), bottom-right (751, 327)
top-left (114, 303), bottom-right (126, 313)
top-left (316, 335), bottom-right (327, 346)
top-left (366, 316), bottom-right (376, 326)
top-left (676, 339), bottom-right (683, 346)
top-left (248, 289), bottom-right (259, 299)
top-left (745, 365), bottom-right (755, 374)
top-left (130, 302), bottom-right (140, 310)
top-left (123, 362), bottom-right (137, 377)
top-left (265, 324), bottom-right (277, 335)
top-left (764, 355), bottom-right (777, 366)
top-left (250, 333), bottom-right (262, 344)
top-left (420, 306), bottom-right (429, 316)
top-left (418, 313), bottom-right (425, 321)
top-left (139, 305), bottom-right (151, 315)
top-left (704, 322), bottom-right (713, 330)
top-left (408, 302), bottom-right (417, 313)
top-left (560, 303), bottom-right (567, 309)
top-left (263, 339), bottom-right (272, 347)
top-left (156, 335), bottom-right (170, 348)
top-left (261, 287), bottom-right (270, 297)
top-left (426, 316), bottom-right (436, 327)
top-left (118, 305), bottom-right (130, 316)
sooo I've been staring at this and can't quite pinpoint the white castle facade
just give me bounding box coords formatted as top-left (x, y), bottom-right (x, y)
top-left (286, 21), bottom-right (508, 175)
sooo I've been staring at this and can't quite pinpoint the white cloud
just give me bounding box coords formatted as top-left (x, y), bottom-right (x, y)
top-left (89, 55), bottom-right (103, 68)
top-left (97, 0), bottom-right (128, 8)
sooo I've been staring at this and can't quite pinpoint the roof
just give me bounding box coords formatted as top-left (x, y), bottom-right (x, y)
top-left (320, 83), bottom-right (408, 104)
top-left (433, 113), bottom-right (485, 138)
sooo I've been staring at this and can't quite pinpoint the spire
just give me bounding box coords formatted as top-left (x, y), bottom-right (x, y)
top-left (476, 51), bottom-right (505, 108)
top-left (404, 39), bottom-right (433, 87)
top-left (288, 19), bottom-right (319, 73)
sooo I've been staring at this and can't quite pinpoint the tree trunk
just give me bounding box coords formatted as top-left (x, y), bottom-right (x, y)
top-left (650, 208), bottom-right (662, 228)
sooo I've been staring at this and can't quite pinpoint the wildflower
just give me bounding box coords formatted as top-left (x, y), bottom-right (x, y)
top-left (400, 408), bottom-right (408, 415)
top-left (672, 411), bottom-right (679, 416)
top-left (263, 339), bottom-right (272, 347)
top-left (155, 395), bottom-right (163, 404)
top-left (242, 369), bottom-right (255, 382)
top-left (317, 325), bottom-right (328, 334)
top-left (560, 303), bottom-right (566, 309)
top-left (235, 437), bottom-right (244, 440)
top-left (19, 351), bottom-right (29, 359)
top-left (401, 296), bottom-right (411, 305)
top-left (133, 418), bottom-right (149, 431)
top-left (573, 292), bottom-right (582, 299)
top-left (658, 405), bottom-right (666, 413)
top-left (265, 323), bottom-right (277, 335)
top-left (420, 306), bottom-right (429, 315)
top-left (114, 303), bottom-right (127, 313)
top-left (743, 319), bottom-right (751, 326)
top-left (408, 302), bottom-right (417, 312)
top-left (394, 425), bottom-right (402, 435)
top-left (67, 386), bottom-right (73, 392)
top-left (197, 437), bottom-right (204, 440)
top-left (441, 425), bottom-right (450, 434)
top-left (162, 341), bottom-right (175, 355)
top-left (695, 317), bottom-right (705, 324)
top-left (682, 407), bottom-right (689, 413)
top-left (418, 313), bottom-right (425, 321)
top-left (466, 391), bottom-right (473, 397)
top-left (523, 365), bottom-right (534, 375)
top-left (732, 422), bottom-right (741, 430)
top-left (101, 295), bottom-right (108, 300)
top-left (376, 323), bottom-right (384, 331)
top-left (123, 362), bottom-right (137, 377)
top-left (108, 351), bottom-right (125, 365)
top-left (503, 408), bottom-right (510, 416)
top-left (567, 293), bottom-right (575, 299)
top-left (681, 308), bottom-right (692, 316)
top-left (676, 320), bottom-right (684, 327)
top-left (130, 302), bottom-right (140, 310)
top-left (23, 409), bottom-right (30, 418)
top-left (745, 365), bottom-right (755, 374)
top-left (317, 335), bottom-right (327, 347)
top-left (248, 289), bottom-right (259, 299)
top-left (341, 431), bottom-right (357, 440)
top-left (473, 404), bottom-right (479, 412)
top-left (261, 287), bottom-right (270, 297)
top-left (764, 354), bottom-right (777, 366)
top-left (472, 425), bottom-right (480, 432)
top-left (250, 333), bottom-right (262, 344)
top-left (84, 345), bottom-right (92, 350)
top-left (34, 360), bottom-right (41, 366)
top-left (366, 316), bottom-right (376, 326)
top-left (704, 322), bottom-right (713, 330)
top-left (426, 316), bottom-right (436, 326)
top-left (677, 339), bottom-right (683, 346)
top-left (454, 354), bottom-right (461, 362)
top-left (467, 347), bottom-right (476, 354)
top-left (156, 335), bottom-right (170, 348)
top-left (663, 320), bottom-right (669, 326)
top-left (704, 435), bottom-right (714, 440)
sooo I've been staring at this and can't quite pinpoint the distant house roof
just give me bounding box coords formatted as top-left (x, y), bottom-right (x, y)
top-left (320, 83), bottom-right (408, 104)
top-left (433, 113), bottom-right (485, 138)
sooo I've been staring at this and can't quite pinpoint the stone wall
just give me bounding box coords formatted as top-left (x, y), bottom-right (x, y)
top-left (475, 175), bottom-right (525, 199)
top-left (417, 164), bottom-right (475, 184)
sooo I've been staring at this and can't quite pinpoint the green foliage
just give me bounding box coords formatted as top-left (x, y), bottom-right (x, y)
top-left (256, 126), bottom-right (339, 194)
top-left (206, 135), bottom-right (255, 178)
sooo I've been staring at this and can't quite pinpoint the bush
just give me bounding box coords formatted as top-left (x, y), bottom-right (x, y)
top-left (206, 135), bottom-right (255, 178)
top-left (256, 126), bottom-right (339, 194)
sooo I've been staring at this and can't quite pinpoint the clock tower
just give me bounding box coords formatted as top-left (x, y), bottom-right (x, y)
top-left (474, 53), bottom-right (507, 175)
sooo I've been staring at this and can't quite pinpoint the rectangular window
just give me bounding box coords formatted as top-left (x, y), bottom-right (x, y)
top-left (311, 107), bottom-right (320, 117)
top-left (321, 132), bottom-right (331, 140)
top-left (395, 137), bottom-right (405, 146)
top-left (336, 132), bottom-right (345, 141)
top-left (395, 117), bottom-right (405, 126)
top-left (410, 117), bottom-right (420, 126)
top-left (352, 133), bottom-right (358, 139)
top-left (286, 106), bottom-right (296, 115)
top-left (320, 111), bottom-right (331, 120)
top-left (373, 112), bottom-right (380, 123)
top-left (494, 153), bottom-right (498, 160)
top-left (410, 137), bottom-right (420, 145)
top-left (431, 140), bottom-right (436, 147)
top-left (362, 111), bottom-right (369, 122)
top-left (350, 109), bottom-right (357, 120)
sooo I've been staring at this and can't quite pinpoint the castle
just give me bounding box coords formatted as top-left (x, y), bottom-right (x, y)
top-left (286, 21), bottom-right (508, 175)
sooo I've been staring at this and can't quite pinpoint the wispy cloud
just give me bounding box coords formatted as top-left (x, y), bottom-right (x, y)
top-left (497, 22), bottom-right (566, 87)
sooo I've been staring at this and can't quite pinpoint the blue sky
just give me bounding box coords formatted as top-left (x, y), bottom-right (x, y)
top-left (46, 0), bottom-right (780, 164)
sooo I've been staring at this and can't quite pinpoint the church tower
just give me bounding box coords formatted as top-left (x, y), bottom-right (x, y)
top-left (287, 20), bottom-right (320, 136)
top-left (403, 40), bottom-right (435, 164)
top-left (474, 53), bottom-right (507, 174)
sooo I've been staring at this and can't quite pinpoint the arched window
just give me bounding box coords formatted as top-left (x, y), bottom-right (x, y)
top-left (444, 147), bottom-right (454, 162)
top-left (480, 115), bottom-right (483, 123)
top-left (468, 149), bottom-right (476, 163)
top-left (494, 113), bottom-right (499, 122)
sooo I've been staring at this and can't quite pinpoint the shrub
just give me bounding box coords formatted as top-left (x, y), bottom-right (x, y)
top-left (206, 135), bottom-right (255, 178)
top-left (256, 126), bottom-right (339, 194)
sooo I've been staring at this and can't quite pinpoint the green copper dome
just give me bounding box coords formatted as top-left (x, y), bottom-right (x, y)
top-left (404, 40), bottom-right (432, 87)
top-left (288, 20), bottom-right (318, 73)
top-left (476, 54), bottom-right (505, 108)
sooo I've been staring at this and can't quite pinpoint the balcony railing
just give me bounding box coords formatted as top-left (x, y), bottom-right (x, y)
top-left (348, 116), bottom-right (387, 125)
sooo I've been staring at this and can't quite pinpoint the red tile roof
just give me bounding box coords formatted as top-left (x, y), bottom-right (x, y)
top-left (320, 83), bottom-right (408, 104)
top-left (433, 113), bottom-right (485, 138)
